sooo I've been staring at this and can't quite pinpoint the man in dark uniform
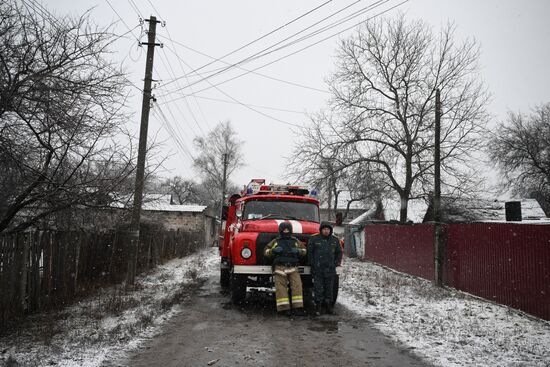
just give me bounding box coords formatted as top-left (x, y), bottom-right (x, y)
top-left (264, 222), bottom-right (307, 315)
top-left (308, 221), bottom-right (342, 315)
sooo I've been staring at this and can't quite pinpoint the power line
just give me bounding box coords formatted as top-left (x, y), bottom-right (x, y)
top-left (156, 50), bottom-right (206, 136)
top-left (156, 38), bottom-right (329, 96)
top-left (159, 33), bottom-right (212, 131)
top-left (140, 0), bottom-right (213, 132)
top-left (159, 0), bottom-right (334, 87)
top-left (181, 94), bottom-right (309, 115)
top-left (153, 106), bottom-right (196, 162)
top-left (157, 42), bottom-right (323, 113)
top-left (165, 0), bottom-right (408, 100)
top-left (105, 0), bottom-right (141, 42)
top-left (161, 0), bottom-right (373, 91)
top-left (159, 97), bottom-right (199, 151)
top-left (153, 67), bottom-right (201, 140)
top-left (127, 0), bottom-right (144, 19)
top-left (153, 42), bottom-right (304, 128)
top-left (145, 0), bottom-right (162, 21)
top-left (23, 0), bottom-right (144, 93)
top-left (243, 0), bottom-right (389, 66)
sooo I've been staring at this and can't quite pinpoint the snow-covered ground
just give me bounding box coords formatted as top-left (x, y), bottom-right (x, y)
top-left (339, 258), bottom-right (550, 367)
top-left (0, 248), bottom-right (218, 367)
top-left (2, 249), bottom-right (549, 367)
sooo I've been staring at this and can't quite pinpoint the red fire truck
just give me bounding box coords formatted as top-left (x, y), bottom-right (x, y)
top-left (219, 179), bottom-right (342, 305)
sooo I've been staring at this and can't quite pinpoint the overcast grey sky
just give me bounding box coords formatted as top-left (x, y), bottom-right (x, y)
top-left (45, 0), bottom-right (550, 187)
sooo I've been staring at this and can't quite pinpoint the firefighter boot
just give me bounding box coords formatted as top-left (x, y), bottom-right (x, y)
top-left (325, 301), bottom-right (334, 315)
top-left (314, 303), bottom-right (322, 316)
top-left (278, 309), bottom-right (292, 317)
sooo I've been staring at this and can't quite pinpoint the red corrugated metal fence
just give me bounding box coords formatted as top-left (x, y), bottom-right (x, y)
top-left (364, 224), bottom-right (434, 280)
top-left (363, 223), bottom-right (550, 321)
top-left (446, 223), bottom-right (550, 321)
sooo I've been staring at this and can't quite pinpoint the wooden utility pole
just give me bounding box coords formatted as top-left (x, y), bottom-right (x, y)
top-left (128, 16), bottom-right (161, 287)
top-left (434, 89), bottom-right (443, 286)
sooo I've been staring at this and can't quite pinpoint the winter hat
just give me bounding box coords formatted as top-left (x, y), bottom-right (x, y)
top-left (278, 221), bottom-right (293, 237)
top-left (319, 221), bottom-right (333, 236)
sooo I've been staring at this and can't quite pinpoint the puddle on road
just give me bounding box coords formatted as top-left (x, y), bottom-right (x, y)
top-left (196, 292), bottom-right (217, 299)
top-left (307, 320), bottom-right (339, 333)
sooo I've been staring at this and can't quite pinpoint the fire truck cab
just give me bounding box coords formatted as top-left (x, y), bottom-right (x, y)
top-left (219, 179), bottom-right (342, 305)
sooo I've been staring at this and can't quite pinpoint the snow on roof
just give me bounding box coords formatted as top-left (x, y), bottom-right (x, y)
top-left (110, 193), bottom-right (207, 213)
top-left (349, 204), bottom-right (378, 225)
top-left (348, 198), bottom-right (428, 225)
top-left (382, 198), bottom-right (428, 223)
top-left (442, 198), bottom-right (549, 223)
top-left (141, 202), bottom-right (207, 213)
top-left (319, 190), bottom-right (369, 210)
top-left (518, 198), bottom-right (548, 219)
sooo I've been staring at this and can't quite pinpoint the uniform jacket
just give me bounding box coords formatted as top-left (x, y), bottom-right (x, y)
top-left (307, 225), bottom-right (343, 273)
top-left (264, 235), bottom-right (306, 266)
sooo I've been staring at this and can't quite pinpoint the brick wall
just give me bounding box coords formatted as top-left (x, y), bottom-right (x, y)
top-left (143, 210), bottom-right (205, 232)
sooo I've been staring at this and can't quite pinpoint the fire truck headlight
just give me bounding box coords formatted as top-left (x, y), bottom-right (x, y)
top-left (241, 247), bottom-right (252, 259)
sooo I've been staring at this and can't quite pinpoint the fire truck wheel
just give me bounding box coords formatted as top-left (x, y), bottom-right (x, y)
top-left (331, 275), bottom-right (340, 306)
top-left (220, 268), bottom-right (230, 288)
top-left (230, 274), bottom-right (247, 304)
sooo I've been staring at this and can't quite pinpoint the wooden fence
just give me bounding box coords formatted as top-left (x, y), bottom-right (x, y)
top-left (0, 229), bottom-right (204, 326)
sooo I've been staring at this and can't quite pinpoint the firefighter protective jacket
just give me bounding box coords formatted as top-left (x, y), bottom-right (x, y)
top-left (264, 236), bottom-right (306, 266)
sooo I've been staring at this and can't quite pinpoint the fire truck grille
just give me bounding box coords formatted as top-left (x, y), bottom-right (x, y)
top-left (255, 233), bottom-right (312, 265)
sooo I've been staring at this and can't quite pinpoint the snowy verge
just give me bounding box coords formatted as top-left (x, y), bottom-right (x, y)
top-left (339, 258), bottom-right (550, 367)
top-left (0, 247), bottom-right (219, 367)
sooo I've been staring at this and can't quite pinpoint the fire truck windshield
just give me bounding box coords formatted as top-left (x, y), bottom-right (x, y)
top-left (243, 200), bottom-right (319, 222)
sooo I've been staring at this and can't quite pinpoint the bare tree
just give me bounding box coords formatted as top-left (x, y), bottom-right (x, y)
top-left (193, 121), bottom-right (244, 212)
top-left (324, 15), bottom-right (488, 222)
top-left (287, 115), bottom-right (341, 219)
top-left (0, 1), bottom-right (135, 232)
top-left (339, 163), bottom-right (389, 220)
top-left (287, 115), bottom-right (387, 221)
top-left (162, 176), bottom-right (200, 204)
top-left (489, 103), bottom-right (550, 213)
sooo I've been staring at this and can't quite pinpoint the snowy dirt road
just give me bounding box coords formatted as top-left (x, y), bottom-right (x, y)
top-left (110, 275), bottom-right (429, 367)
top-left (3, 247), bottom-right (548, 367)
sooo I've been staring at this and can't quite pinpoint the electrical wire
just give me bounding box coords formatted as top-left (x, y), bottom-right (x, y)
top-left (139, 0), bottom-right (214, 131)
top-left (156, 50), bottom-right (206, 136)
top-left (158, 43), bottom-right (313, 115)
top-left (156, 38), bottom-right (329, 95)
top-left (105, 0), bottom-right (208, 165)
top-left (160, 32), bottom-right (213, 131)
top-left (135, 12), bottom-right (305, 130)
top-left (154, 0), bottom-right (334, 85)
top-left (160, 0), bottom-right (376, 91)
top-left (181, 95), bottom-right (308, 115)
top-left (159, 98), bottom-right (198, 151)
top-left (105, 0), bottom-right (141, 43)
top-left (23, 0), bottom-right (143, 92)
top-left (153, 106), bottom-right (196, 162)
top-left (153, 41), bottom-right (304, 128)
top-left (164, 0), bottom-right (409, 100)
top-left (127, 0), bottom-right (144, 19)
